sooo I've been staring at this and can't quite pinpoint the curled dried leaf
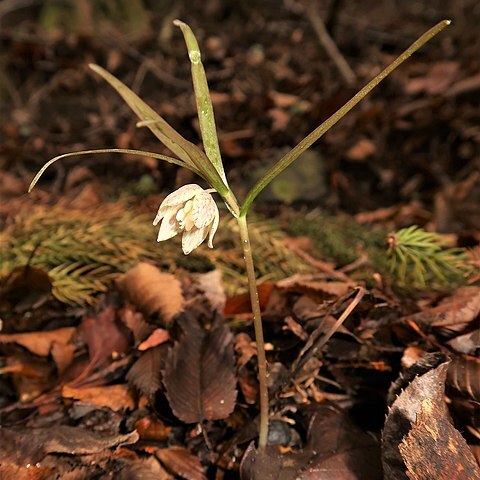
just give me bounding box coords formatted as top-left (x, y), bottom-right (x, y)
top-left (117, 263), bottom-right (184, 324)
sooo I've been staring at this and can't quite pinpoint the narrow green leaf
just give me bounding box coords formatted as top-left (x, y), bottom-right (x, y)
top-left (28, 148), bottom-right (203, 192)
top-left (89, 64), bottom-right (228, 194)
top-left (174, 20), bottom-right (227, 184)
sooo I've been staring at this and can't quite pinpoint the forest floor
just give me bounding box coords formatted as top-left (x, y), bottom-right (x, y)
top-left (0, 1), bottom-right (479, 479)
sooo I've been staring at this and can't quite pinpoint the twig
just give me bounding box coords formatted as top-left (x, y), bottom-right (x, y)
top-left (290, 286), bottom-right (365, 378)
top-left (289, 244), bottom-right (354, 284)
top-left (325, 0), bottom-right (344, 34)
top-left (306, 3), bottom-right (357, 86)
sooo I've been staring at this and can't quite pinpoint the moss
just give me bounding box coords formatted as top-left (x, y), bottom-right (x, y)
top-left (287, 212), bottom-right (388, 270)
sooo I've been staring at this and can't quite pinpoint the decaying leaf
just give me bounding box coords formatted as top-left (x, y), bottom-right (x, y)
top-left (276, 274), bottom-right (351, 299)
top-left (399, 397), bottom-right (480, 480)
top-left (118, 304), bottom-right (154, 346)
top-left (0, 265), bottom-right (53, 309)
top-left (382, 353), bottom-right (479, 479)
top-left (0, 463), bottom-right (55, 480)
top-left (134, 416), bottom-right (171, 441)
top-left (154, 446), bottom-right (206, 480)
top-left (346, 137), bottom-right (376, 161)
top-left (0, 327), bottom-right (75, 357)
top-left (80, 306), bottom-right (130, 378)
top-left (138, 328), bottom-right (170, 351)
top-left (405, 286), bottom-right (480, 337)
top-left (447, 355), bottom-right (480, 402)
top-left (234, 332), bottom-right (257, 368)
top-left (163, 313), bottom-right (237, 423)
top-left (117, 456), bottom-right (172, 480)
top-left (240, 404), bottom-right (381, 480)
top-left (404, 61), bottom-right (459, 95)
top-left (191, 269), bottom-right (226, 312)
top-left (447, 329), bottom-right (480, 355)
top-left (62, 384), bottom-right (135, 412)
top-left (117, 263), bottom-right (184, 324)
top-left (0, 426), bottom-right (138, 466)
top-left (44, 427), bottom-right (139, 455)
top-left (223, 282), bottom-right (275, 315)
top-left (126, 344), bottom-right (169, 398)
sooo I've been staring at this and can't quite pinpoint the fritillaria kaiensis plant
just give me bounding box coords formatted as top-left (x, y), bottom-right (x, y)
top-left (29, 19), bottom-right (450, 449)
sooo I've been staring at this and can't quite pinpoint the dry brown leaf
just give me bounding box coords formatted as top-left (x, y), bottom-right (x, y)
top-left (268, 108), bottom-right (290, 131)
top-left (269, 90), bottom-right (301, 108)
top-left (118, 304), bottom-right (154, 346)
top-left (238, 367), bottom-right (258, 405)
top-left (399, 398), bottom-right (480, 480)
top-left (134, 416), bottom-right (171, 441)
top-left (118, 456), bottom-right (172, 480)
top-left (191, 270), bottom-right (226, 313)
top-left (155, 447), bottom-right (206, 480)
top-left (447, 329), bottom-right (480, 355)
top-left (404, 61), bottom-right (459, 95)
top-left (0, 327), bottom-right (76, 357)
top-left (346, 138), bottom-right (376, 161)
top-left (276, 274), bottom-right (350, 299)
top-left (224, 282), bottom-right (275, 315)
top-left (117, 263), bottom-right (184, 324)
top-left (234, 332), bottom-right (256, 368)
top-left (138, 328), bottom-right (170, 351)
top-left (0, 426), bottom-right (139, 466)
top-left (1, 265), bottom-right (53, 309)
top-left (163, 313), bottom-right (237, 423)
top-left (406, 286), bottom-right (480, 336)
top-left (126, 344), bottom-right (168, 398)
top-left (80, 307), bottom-right (130, 379)
top-left (51, 341), bottom-right (76, 374)
top-left (382, 353), bottom-right (479, 479)
top-left (447, 355), bottom-right (480, 402)
top-left (0, 463), bottom-right (55, 480)
top-left (383, 354), bottom-right (448, 478)
top-left (62, 384), bottom-right (135, 411)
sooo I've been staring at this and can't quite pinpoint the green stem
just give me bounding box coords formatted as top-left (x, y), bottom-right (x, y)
top-left (237, 214), bottom-right (269, 449)
top-left (240, 19), bottom-right (450, 216)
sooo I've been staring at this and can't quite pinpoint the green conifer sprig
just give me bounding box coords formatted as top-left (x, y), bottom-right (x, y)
top-left (1, 204), bottom-right (313, 305)
top-left (387, 225), bottom-right (468, 287)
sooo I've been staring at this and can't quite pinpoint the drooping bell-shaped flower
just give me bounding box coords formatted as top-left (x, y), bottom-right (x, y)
top-left (153, 184), bottom-right (219, 255)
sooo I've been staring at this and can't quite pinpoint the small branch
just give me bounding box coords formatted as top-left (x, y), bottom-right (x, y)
top-left (306, 4), bottom-right (356, 86)
top-left (290, 287), bottom-right (365, 378)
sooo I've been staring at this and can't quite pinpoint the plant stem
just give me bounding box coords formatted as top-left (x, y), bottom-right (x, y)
top-left (237, 214), bottom-right (269, 449)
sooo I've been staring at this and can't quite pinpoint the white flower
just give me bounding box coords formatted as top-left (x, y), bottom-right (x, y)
top-left (153, 184), bottom-right (220, 255)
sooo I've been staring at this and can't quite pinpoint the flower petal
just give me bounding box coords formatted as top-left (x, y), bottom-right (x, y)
top-left (160, 184), bottom-right (203, 208)
top-left (182, 226), bottom-right (209, 255)
top-left (157, 210), bottom-right (180, 242)
top-left (153, 205), bottom-right (178, 226)
top-left (192, 192), bottom-right (217, 228)
top-left (207, 205), bottom-right (219, 248)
